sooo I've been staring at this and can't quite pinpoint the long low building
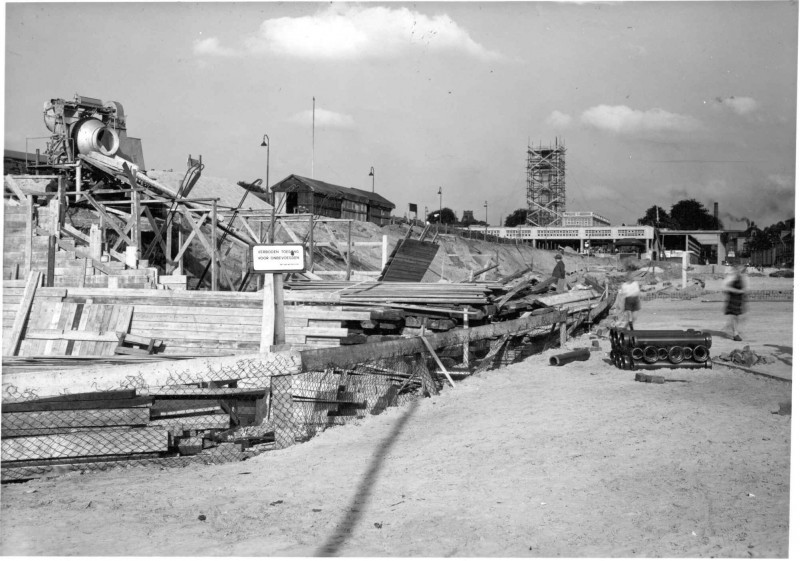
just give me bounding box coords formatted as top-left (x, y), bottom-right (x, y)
top-left (272, 175), bottom-right (395, 226)
top-left (470, 224), bottom-right (657, 254)
top-left (468, 224), bottom-right (745, 264)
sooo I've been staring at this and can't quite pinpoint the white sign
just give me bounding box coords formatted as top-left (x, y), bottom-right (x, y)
top-left (251, 244), bottom-right (306, 273)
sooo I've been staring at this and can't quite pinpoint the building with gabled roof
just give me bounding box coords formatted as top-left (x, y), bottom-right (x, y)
top-left (271, 174), bottom-right (395, 225)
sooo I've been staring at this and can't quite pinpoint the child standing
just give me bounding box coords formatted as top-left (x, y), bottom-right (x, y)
top-left (620, 272), bottom-right (642, 330)
top-left (723, 264), bottom-right (747, 341)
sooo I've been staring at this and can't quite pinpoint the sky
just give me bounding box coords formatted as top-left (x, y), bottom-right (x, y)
top-left (3, 1), bottom-right (798, 229)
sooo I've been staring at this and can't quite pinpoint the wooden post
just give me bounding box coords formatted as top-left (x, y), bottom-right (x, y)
top-left (274, 273), bottom-right (285, 344)
top-left (5, 271), bottom-right (41, 356)
top-left (24, 195), bottom-right (33, 275)
top-left (211, 201), bottom-right (218, 291)
top-left (75, 161), bottom-right (82, 201)
top-left (132, 187), bottom-right (141, 254)
top-left (559, 322), bottom-right (567, 347)
top-left (54, 178), bottom-right (64, 234)
top-left (462, 307), bottom-right (469, 366)
top-left (682, 252), bottom-right (688, 289)
top-left (166, 220), bottom-right (173, 274)
top-left (46, 234), bottom-right (56, 288)
top-left (308, 213), bottom-right (315, 273)
top-left (346, 220), bottom-right (352, 281)
top-left (177, 226), bottom-right (185, 274)
top-left (89, 224), bottom-right (102, 261)
top-left (260, 273), bottom-right (285, 351)
top-left (381, 234), bottom-right (389, 270)
top-left (257, 222), bottom-right (264, 291)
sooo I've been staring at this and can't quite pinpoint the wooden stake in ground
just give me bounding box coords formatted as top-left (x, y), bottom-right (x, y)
top-left (420, 336), bottom-right (456, 388)
top-left (260, 273), bottom-right (286, 352)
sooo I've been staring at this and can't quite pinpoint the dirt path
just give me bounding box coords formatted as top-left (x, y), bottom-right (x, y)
top-left (0, 299), bottom-right (792, 557)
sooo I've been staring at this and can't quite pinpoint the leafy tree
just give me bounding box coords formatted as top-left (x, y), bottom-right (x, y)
top-left (669, 199), bottom-right (721, 230)
top-left (745, 227), bottom-right (772, 254)
top-left (426, 207), bottom-right (457, 224)
top-left (504, 209), bottom-right (529, 227)
top-left (637, 205), bottom-right (679, 229)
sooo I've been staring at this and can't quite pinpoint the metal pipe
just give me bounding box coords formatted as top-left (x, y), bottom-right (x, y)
top-left (668, 346), bottom-right (685, 364)
top-left (642, 346), bottom-right (659, 364)
top-left (549, 348), bottom-right (591, 366)
top-left (692, 345), bottom-right (710, 362)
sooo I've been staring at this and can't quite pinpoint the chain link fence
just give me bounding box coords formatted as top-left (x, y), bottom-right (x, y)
top-left (1, 321), bottom-right (561, 482)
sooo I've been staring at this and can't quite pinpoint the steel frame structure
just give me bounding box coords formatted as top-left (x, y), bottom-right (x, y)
top-left (526, 140), bottom-right (566, 227)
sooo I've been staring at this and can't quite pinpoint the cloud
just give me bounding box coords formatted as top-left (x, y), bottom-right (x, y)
top-left (219, 5), bottom-right (503, 61)
top-left (546, 110), bottom-right (572, 128)
top-left (715, 96), bottom-right (759, 116)
top-left (580, 105), bottom-right (701, 135)
top-left (288, 108), bottom-right (356, 129)
top-left (192, 37), bottom-right (239, 57)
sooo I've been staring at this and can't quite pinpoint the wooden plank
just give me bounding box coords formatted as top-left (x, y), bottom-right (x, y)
top-left (131, 313), bottom-right (262, 325)
top-left (4, 271), bottom-right (41, 356)
top-left (148, 414), bottom-right (231, 431)
top-left (7, 389), bottom-right (138, 403)
top-left (130, 305), bottom-right (263, 318)
top-left (40, 301), bottom-right (65, 356)
top-left (284, 326), bottom-right (348, 337)
top-left (1, 427), bottom-right (168, 461)
top-left (420, 336), bottom-right (456, 388)
top-left (2, 397), bottom-right (153, 413)
top-left (142, 387), bottom-right (266, 397)
top-left (283, 307), bottom-right (372, 321)
top-left (150, 406), bottom-right (223, 418)
top-left (129, 320), bottom-right (263, 333)
top-left (23, 329), bottom-right (121, 342)
top-left (533, 289), bottom-right (599, 307)
top-left (2, 408), bottom-right (151, 433)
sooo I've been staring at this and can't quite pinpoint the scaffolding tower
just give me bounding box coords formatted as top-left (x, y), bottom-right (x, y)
top-left (526, 139), bottom-right (566, 227)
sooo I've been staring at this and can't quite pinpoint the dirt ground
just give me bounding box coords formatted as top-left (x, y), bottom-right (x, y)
top-left (0, 298), bottom-right (793, 557)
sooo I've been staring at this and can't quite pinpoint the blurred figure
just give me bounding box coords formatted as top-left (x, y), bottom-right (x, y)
top-left (553, 253), bottom-right (566, 293)
top-left (723, 263), bottom-right (747, 341)
top-left (620, 272), bottom-right (642, 330)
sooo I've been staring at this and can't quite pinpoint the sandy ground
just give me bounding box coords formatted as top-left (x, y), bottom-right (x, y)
top-left (0, 298), bottom-right (793, 557)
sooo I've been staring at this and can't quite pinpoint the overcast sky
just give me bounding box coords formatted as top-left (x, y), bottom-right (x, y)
top-left (4, 1), bottom-right (797, 228)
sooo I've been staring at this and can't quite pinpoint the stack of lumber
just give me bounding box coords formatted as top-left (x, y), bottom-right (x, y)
top-left (285, 280), bottom-right (500, 305)
top-left (2, 283), bottom-right (405, 355)
top-left (1, 386), bottom-right (272, 482)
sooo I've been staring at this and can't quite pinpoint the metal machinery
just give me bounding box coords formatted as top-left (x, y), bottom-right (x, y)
top-left (609, 328), bottom-right (712, 370)
top-left (526, 139), bottom-right (566, 227)
top-left (41, 94), bottom-right (145, 170)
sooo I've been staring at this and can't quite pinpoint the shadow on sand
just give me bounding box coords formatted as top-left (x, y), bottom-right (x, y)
top-left (315, 397), bottom-right (421, 556)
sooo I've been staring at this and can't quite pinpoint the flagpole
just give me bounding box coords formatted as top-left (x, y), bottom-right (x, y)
top-left (312, 97), bottom-right (315, 179)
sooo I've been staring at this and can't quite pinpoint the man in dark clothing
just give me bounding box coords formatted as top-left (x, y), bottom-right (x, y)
top-left (552, 253), bottom-right (566, 293)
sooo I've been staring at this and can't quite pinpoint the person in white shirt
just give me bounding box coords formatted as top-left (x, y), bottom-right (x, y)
top-left (620, 272), bottom-right (642, 330)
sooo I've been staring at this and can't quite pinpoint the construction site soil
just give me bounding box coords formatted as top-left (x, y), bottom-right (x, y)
top-left (0, 297), bottom-right (792, 557)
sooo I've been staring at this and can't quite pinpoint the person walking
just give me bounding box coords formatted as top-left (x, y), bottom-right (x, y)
top-left (723, 263), bottom-right (747, 341)
top-left (552, 253), bottom-right (566, 293)
top-left (620, 272), bottom-right (641, 330)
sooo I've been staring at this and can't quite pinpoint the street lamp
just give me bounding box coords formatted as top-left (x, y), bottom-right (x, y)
top-left (260, 134), bottom-right (270, 200)
top-left (368, 166), bottom-right (375, 193)
top-left (437, 186), bottom-right (442, 223)
top-left (484, 200), bottom-right (488, 239)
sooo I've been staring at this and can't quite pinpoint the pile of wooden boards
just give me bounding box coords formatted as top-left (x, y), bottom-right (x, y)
top-left (2, 264), bottom-right (610, 360)
top-left (1, 387), bottom-right (272, 482)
